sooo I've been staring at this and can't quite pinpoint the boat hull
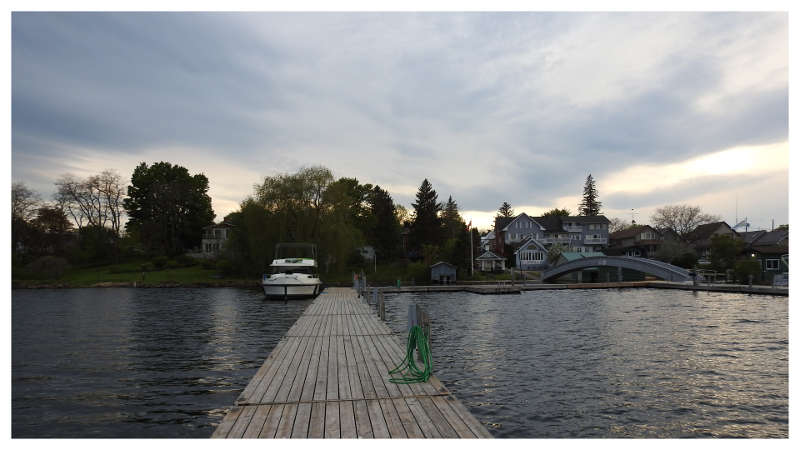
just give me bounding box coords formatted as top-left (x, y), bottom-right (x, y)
top-left (262, 282), bottom-right (321, 299)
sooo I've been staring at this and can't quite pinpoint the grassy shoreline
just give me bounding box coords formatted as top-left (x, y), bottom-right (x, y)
top-left (12, 259), bottom-right (517, 289)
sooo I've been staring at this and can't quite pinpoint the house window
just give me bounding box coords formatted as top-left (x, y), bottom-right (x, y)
top-left (765, 259), bottom-right (780, 271)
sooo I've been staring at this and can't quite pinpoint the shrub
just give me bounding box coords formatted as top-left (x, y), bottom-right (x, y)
top-left (406, 262), bottom-right (428, 283)
top-left (25, 256), bottom-right (70, 280)
top-left (140, 262), bottom-right (154, 272)
top-left (201, 258), bottom-right (217, 270)
top-left (216, 259), bottom-right (234, 276)
top-left (734, 258), bottom-right (762, 284)
top-left (176, 254), bottom-right (196, 266)
top-left (152, 256), bottom-right (168, 270)
top-left (165, 259), bottom-right (180, 269)
top-left (671, 252), bottom-right (698, 269)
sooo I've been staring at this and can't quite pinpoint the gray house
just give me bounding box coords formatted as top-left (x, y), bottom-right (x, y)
top-left (494, 213), bottom-right (611, 260)
top-left (514, 237), bottom-right (548, 270)
top-left (430, 261), bottom-right (457, 283)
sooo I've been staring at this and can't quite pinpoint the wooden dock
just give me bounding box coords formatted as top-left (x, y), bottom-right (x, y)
top-left (211, 287), bottom-right (492, 438)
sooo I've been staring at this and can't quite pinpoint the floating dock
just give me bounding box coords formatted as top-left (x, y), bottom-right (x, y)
top-left (212, 287), bottom-right (492, 438)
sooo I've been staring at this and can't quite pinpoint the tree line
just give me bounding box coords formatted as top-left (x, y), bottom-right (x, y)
top-left (14, 164), bottom-right (760, 281)
top-left (12, 162), bottom-right (215, 278)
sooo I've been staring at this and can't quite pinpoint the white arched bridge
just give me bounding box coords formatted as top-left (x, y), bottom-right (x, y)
top-left (541, 256), bottom-right (692, 283)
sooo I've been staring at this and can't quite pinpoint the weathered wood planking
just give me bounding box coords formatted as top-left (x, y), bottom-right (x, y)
top-left (212, 287), bottom-right (491, 439)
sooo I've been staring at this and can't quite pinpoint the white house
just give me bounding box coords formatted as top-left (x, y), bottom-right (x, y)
top-left (200, 222), bottom-right (234, 258)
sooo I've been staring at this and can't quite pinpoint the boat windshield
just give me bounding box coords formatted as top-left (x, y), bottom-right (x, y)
top-left (272, 266), bottom-right (315, 275)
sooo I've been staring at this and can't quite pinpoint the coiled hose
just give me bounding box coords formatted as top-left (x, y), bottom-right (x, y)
top-left (388, 325), bottom-right (432, 384)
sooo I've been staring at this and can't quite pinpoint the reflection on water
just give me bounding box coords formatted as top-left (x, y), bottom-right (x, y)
top-left (381, 288), bottom-right (788, 438)
top-left (12, 288), bottom-right (310, 438)
top-left (13, 287), bottom-right (787, 438)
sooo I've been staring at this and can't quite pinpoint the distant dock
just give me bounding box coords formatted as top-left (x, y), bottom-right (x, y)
top-left (212, 287), bottom-right (492, 438)
top-left (378, 281), bottom-right (788, 296)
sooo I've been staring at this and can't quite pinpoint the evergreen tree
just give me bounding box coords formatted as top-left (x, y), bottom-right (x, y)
top-left (579, 174), bottom-right (602, 216)
top-left (410, 179), bottom-right (442, 250)
top-left (496, 201), bottom-right (514, 219)
top-left (441, 195), bottom-right (465, 239)
top-left (367, 185), bottom-right (402, 259)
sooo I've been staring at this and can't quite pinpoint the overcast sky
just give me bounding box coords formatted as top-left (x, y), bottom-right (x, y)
top-left (11, 12), bottom-right (788, 231)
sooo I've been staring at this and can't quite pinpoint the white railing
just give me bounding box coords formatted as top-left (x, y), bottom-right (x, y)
top-left (540, 237), bottom-right (571, 244)
top-left (564, 226), bottom-right (583, 232)
top-left (584, 237), bottom-right (608, 245)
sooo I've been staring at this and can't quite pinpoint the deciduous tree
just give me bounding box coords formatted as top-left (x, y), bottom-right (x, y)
top-left (650, 204), bottom-right (720, 238)
top-left (542, 208), bottom-right (571, 217)
top-left (12, 182), bottom-right (41, 222)
top-left (608, 217), bottom-right (630, 233)
top-left (123, 161), bottom-right (215, 255)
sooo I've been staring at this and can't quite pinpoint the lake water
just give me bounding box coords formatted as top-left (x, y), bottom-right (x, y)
top-left (12, 287), bottom-right (787, 438)
top-left (381, 289), bottom-right (788, 438)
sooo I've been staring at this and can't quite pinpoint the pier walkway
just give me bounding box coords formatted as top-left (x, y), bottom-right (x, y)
top-left (212, 287), bottom-right (491, 439)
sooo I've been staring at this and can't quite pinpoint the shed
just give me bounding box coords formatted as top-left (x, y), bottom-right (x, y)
top-left (430, 261), bottom-right (457, 284)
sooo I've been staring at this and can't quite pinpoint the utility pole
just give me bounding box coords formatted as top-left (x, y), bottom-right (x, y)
top-left (468, 220), bottom-right (474, 278)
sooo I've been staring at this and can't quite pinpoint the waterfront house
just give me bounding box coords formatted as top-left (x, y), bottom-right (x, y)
top-left (200, 221), bottom-right (234, 258)
top-left (742, 229), bottom-right (789, 279)
top-left (493, 213), bottom-right (610, 262)
top-left (685, 221), bottom-right (738, 263)
top-left (513, 237), bottom-right (548, 270)
top-left (430, 261), bottom-right (457, 283)
top-left (607, 225), bottom-right (664, 258)
top-left (476, 250), bottom-right (506, 272)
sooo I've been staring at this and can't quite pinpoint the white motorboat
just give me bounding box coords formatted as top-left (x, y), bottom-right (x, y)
top-left (262, 243), bottom-right (323, 299)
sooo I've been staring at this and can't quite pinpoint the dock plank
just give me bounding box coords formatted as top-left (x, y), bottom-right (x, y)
top-left (213, 287), bottom-right (490, 439)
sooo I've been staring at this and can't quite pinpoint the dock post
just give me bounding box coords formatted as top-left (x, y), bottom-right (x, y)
top-left (379, 291), bottom-right (385, 321)
top-left (408, 304), bottom-right (418, 331)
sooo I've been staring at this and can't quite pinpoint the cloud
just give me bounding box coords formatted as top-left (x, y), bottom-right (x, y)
top-left (11, 12), bottom-right (788, 230)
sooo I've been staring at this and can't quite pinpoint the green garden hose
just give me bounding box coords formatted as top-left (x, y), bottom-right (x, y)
top-left (388, 325), bottom-right (433, 384)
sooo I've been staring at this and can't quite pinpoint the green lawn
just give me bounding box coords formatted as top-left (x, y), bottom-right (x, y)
top-left (14, 259), bottom-right (529, 288)
top-left (14, 260), bottom-right (252, 287)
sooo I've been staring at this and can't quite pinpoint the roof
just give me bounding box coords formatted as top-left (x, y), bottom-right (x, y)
top-left (686, 221), bottom-right (735, 242)
top-left (750, 245), bottom-right (789, 255)
top-left (738, 231), bottom-right (766, 245)
top-left (476, 250), bottom-right (505, 261)
top-left (563, 215), bottom-right (611, 224)
top-left (751, 229), bottom-right (788, 246)
top-left (430, 261), bottom-right (456, 269)
top-left (204, 221), bottom-right (235, 229)
top-left (513, 237), bottom-right (547, 254)
top-left (481, 230), bottom-right (495, 240)
top-left (609, 224), bottom-right (656, 240)
top-left (531, 215), bottom-right (563, 232)
top-left (500, 213), bottom-right (536, 231)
